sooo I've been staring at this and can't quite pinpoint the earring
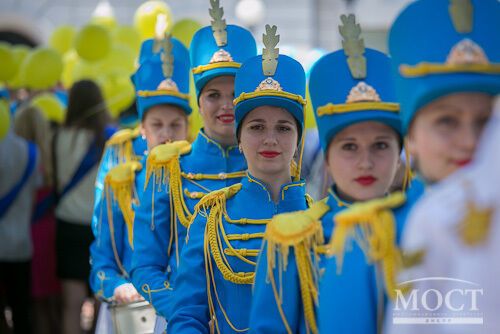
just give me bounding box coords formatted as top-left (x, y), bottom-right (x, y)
top-left (141, 134), bottom-right (146, 140)
top-left (238, 144), bottom-right (243, 153)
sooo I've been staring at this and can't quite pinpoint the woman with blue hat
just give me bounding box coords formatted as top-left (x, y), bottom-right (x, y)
top-left (129, 0), bottom-right (256, 329)
top-left (167, 24), bottom-right (309, 334)
top-left (247, 14), bottom-right (420, 334)
top-left (383, 0), bottom-right (500, 333)
top-left (89, 34), bottom-right (191, 333)
top-left (320, 0), bottom-right (500, 332)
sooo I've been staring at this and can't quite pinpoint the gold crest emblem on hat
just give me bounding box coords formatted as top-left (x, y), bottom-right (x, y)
top-left (256, 77), bottom-right (283, 92)
top-left (447, 38), bottom-right (489, 66)
top-left (209, 49), bottom-right (234, 63)
top-left (157, 78), bottom-right (179, 92)
top-left (346, 82), bottom-right (381, 103)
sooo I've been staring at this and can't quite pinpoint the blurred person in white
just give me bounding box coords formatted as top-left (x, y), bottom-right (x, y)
top-left (0, 94), bottom-right (40, 334)
top-left (385, 98), bottom-right (500, 334)
top-left (53, 80), bottom-right (113, 334)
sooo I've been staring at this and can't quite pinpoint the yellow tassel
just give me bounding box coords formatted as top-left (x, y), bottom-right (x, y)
top-left (105, 127), bottom-right (141, 165)
top-left (265, 200), bottom-right (330, 334)
top-left (104, 161), bottom-right (142, 248)
top-left (144, 140), bottom-right (192, 230)
top-left (329, 192), bottom-right (406, 300)
top-left (198, 184), bottom-right (250, 333)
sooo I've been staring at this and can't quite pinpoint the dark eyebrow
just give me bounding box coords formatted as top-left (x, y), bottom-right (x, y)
top-left (336, 137), bottom-right (356, 142)
top-left (277, 120), bottom-right (294, 125)
top-left (247, 118), bottom-right (266, 123)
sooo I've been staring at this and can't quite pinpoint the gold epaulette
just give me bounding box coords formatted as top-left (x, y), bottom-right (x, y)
top-left (264, 200), bottom-right (329, 334)
top-left (105, 127), bottom-right (141, 164)
top-left (145, 140), bottom-right (192, 228)
top-left (104, 161), bottom-right (142, 250)
top-left (329, 191), bottom-right (406, 300)
top-left (193, 183), bottom-right (242, 213)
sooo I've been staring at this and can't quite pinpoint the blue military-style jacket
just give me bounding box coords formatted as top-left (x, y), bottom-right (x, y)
top-left (89, 158), bottom-right (145, 299)
top-left (249, 179), bottom-right (424, 334)
top-left (130, 130), bottom-right (247, 319)
top-left (318, 178), bottom-right (425, 334)
top-left (167, 173), bottom-right (309, 334)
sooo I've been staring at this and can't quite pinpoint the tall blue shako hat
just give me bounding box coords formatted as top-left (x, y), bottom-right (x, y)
top-left (309, 14), bottom-right (402, 154)
top-left (134, 33), bottom-right (192, 119)
top-left (189, 0), bottom-right (257, 98)
top-left (234, 24), bottom-right (307, 180)
top-left (389, 0), bottom-right (500, 135)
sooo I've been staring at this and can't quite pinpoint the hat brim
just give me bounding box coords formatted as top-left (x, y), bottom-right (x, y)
top-left (235, 95), bottom-right (304, 137)
top-left (321, 111), bottom-right (402, 153)
top-left (138, 95), bottom-right (192, 119)
top-left (401, 73), bottom-right (500, 134)
top-left (195, 67), bottom-right (240, 98)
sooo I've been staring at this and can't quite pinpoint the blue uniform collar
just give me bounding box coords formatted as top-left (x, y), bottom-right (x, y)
top-left (243, 172), bottom-right (306, 204)
top-left (327, 186), bottom-right (353, 210)
top-left (192, 129), bottom-right (240, 158)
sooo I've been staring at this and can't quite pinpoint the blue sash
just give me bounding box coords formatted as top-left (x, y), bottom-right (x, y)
top-left (0, 142), bottom-right (37, 219)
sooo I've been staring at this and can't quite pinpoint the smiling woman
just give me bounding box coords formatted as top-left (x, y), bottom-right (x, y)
top-left (198, 75), bottom-right (237, 147)
top-left (239, 106), bottom-right (299, 201)
top-left (167, 24), bottom-right (309, 334)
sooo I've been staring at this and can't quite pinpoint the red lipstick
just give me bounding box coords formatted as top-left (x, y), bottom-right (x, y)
top-left (354, 176), bottom-right (377, 186)
top-left (455, 159), bottom-right (472, 167)
top-left (217, 114), bottom-right (235, 124)
top-left (259, 151), bottom-right (281, 158)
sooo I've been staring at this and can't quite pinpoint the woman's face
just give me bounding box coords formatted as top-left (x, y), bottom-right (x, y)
top-left (141, 104), bottom-right (188, 150)
top-left (326, 121), bottom-right (401, 202)
top-left (198, 76), bottom-right (236, 145)
top-left (408, 92), bottom-right (493, 183)
top-left (240, 106), bottom-right (299, 180)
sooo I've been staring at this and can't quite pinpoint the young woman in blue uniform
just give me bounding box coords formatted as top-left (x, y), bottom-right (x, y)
top-left (166, 24), bottom-right (310, 334)
top-left (89, 35), bottom-right (191, 332)
top-left (248, 14), bottom-right (417, 334)
top-left (383, 0), bottom-right (500, 333)
top-left (320, 0), bottom-right (499, 333)
top-left (129, 0), bottom-right (257, 329)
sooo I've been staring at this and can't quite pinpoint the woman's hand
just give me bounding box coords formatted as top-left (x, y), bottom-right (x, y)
top-left (113, 283), bottom-right (144, 304)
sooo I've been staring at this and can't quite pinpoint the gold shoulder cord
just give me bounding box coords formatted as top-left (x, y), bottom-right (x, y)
top-left (101, 161), bottom-right (142, 277)
top-left (328, 192), bottom-right (406, 300)
top-left (264, 200), bottom-right (330, 334)
top-left (190, 184), bottom-right (268, 333)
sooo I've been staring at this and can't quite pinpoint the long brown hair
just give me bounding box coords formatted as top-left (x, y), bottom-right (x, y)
top-left (65, 80), bottom-right (110, 152)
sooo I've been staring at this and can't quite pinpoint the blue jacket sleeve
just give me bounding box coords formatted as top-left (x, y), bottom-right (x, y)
top-left (249, 242), bottom-right (305, 334)
top-left (167, 213), bottom-right (210, 334)
top-left (89, 189), bottom-right (129, 300)
top-left (92, 146), bottom-right (114, 235)
top-left (130, 177), bottom-right (173, 318)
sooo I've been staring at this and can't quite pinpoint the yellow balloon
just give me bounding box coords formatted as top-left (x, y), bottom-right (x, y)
top-left (72, 59), bottom-right (101, 83)
top-left (30, 93), bottom-right (66, 124)
top-left (0, 99), bottom-right (10, 140)
top-left (172, 19), bottom-right (202, 48)
top-left (20, 47), bottom-right (63, 90)
top-left (49, 25), bottom-right (76, 55)
top-left (75, 24), bottom-right (112, 62)
top-left (97, 44), bottom-right (136, 76)
top-left (97, 72), bottom-right (135, 118)
top-left (8, 45), bottom-right (31, 88)
top-left (0, 43), bottom-right (16, 82)
top-left (61, 49), bottom-right (80, 89)
top-left (134, 0), bottom-right (173, 40)
top-left (90, 16), bottom-right (118, 31)
top-left (112, 25), bottom-right (142, 57)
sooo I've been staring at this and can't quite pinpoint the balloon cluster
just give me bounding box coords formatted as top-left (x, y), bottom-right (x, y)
top-left (1, 0), bottom-right (203, 129)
